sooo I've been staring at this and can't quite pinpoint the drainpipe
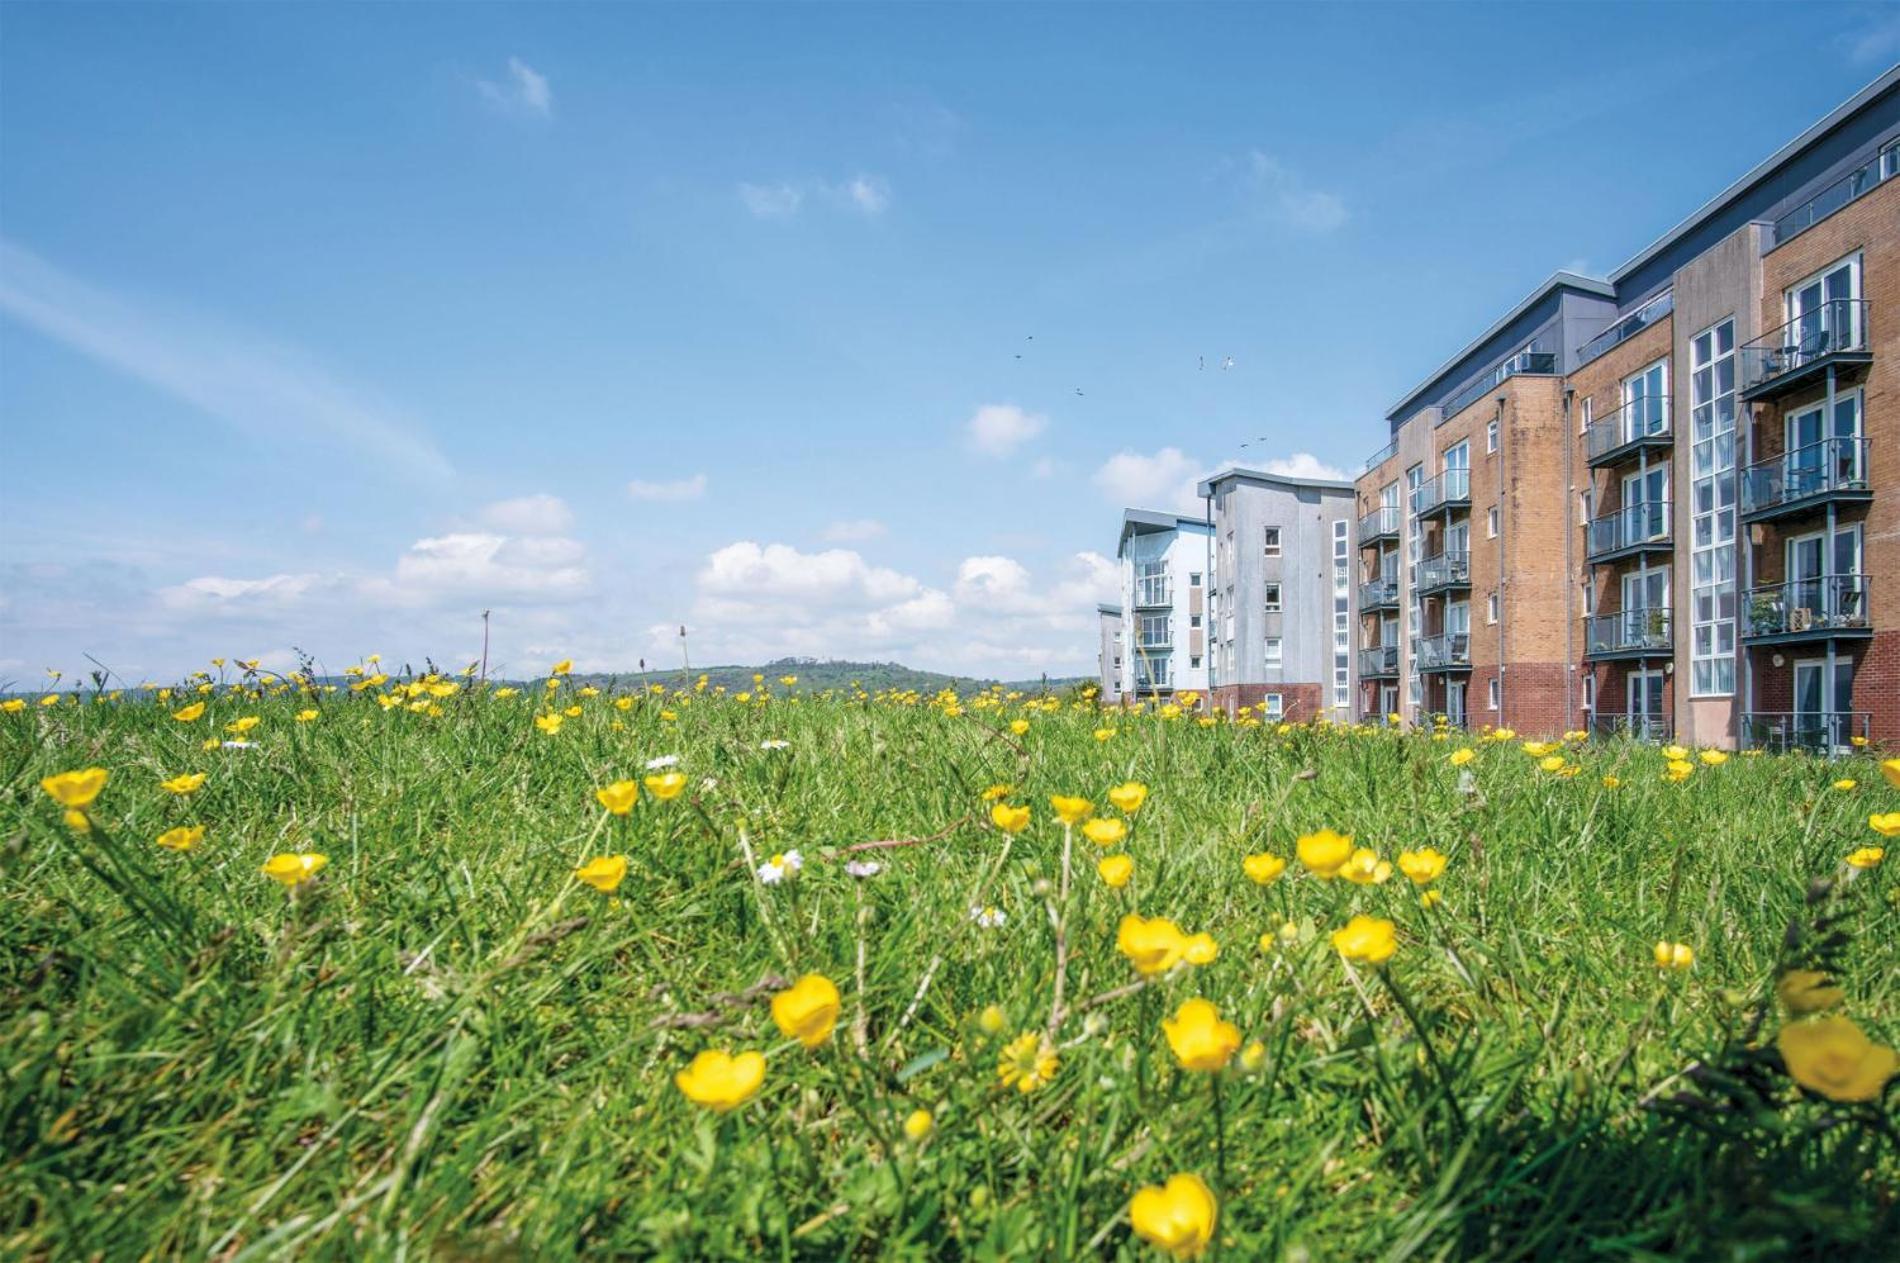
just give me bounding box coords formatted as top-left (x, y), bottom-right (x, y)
top-left (1824, 363), bottom-right (1838, 745)
top-left (1496, 395), bottom-right (1509, 728)
top-left (1561, 388), bottom-right (1574, 732)
top-left (1740, 398), bottom-right (1756, 749)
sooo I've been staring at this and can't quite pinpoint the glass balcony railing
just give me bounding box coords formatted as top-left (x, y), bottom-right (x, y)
top-left (1132, 581), bottom-right (1171, 609)
top-left (1589, 711), bottom-right (1672, 741)
top-left (1743, 711), bottom-right (1870, 754)
top-left (1739, 436), bottom-right (1870, 518)
top-left (1357, 645), bottom-right (1399, 677)
top-left (1358, 578), bottom-right (1400, 609)
top-left (1417, 551), bottom-right (1470, 594)
top-left (1585, 608), bottom-right (1672, 656)
top-left (1362, 438), bottom-right (1398, 473)
top-left (1439, 350), bottom-right (1559, 421)
top-left (1584, 396), bottom-right (1672, 465)
top-left (1576, 289), bottom-right (1674, 369)
top-left (1739, 299), bottom-right (1870, 397)
top-left (1412, 468), bottom-right (1471, 517)
top-left (1585, 501), bottom-right (1671, 560)
top-left (1358, 505), bottom-right (1402, 541)
top-left (1416, 632), bottom-right (1471, 671)
top-left (1772, 145), bottom-right (1897, 245)
top-left (1742, 575), bottom-right (1871, 639)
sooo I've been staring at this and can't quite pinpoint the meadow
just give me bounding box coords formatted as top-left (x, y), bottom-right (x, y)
top-left (3, 665), bottom-right (1897, 1261)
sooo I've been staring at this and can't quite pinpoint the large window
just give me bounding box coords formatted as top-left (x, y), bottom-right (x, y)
top-left (1264, 637), bottom-right (1282, 671)
top-left (1134, 558), bottom-right (1169, 607)
top-left (1689, 318), bottom-right (1736, 696)
top-left (1332, 518), bottom-right (1351, 709)
top-left (1405, 464), bottom-right (1423, 711)
top-left (1138, 614), bottom-right (1170, 648)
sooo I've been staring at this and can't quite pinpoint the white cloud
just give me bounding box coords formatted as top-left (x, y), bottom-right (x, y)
top-left (699, 541), bottom-right (921, 611)
top-left (1247, 152), bottom-right (1347, 233)
top-left (1093, 446), bottom-right (1205, 514)
top-left (739, 182), bottom-right (804, 218)
top-left (628, 473), bottom-right (708, 502)
top-left (0, 238), bottom-right (452, 479)
top-left (822, 518), bottom-right (887, 543)
top-left (841, 174), bottom-right (890, 215)
top-left (481, 493), bottom-right (574, 535)
top-left (157, 572), bottom-right (331, 612)
top-left (966, 403), bottom-right (1047, 457)
top-left (1257, 452), bottom-right (1349, 482)
top-left (1030, 457), bottom-right (1062, 480)
top-left (477, 57), bottom-right (552, 118)
top-left (382, 532), bottom-right (589, 600)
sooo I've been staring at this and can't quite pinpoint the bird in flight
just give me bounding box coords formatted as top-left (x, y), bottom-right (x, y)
top-left (1222, 356), bottom-right (1235, 371)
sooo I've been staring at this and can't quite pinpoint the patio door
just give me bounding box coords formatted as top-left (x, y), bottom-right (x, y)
top-left (1622, 567), bottom-right (1669, 649)
top-left (1623, 360), bottom-right (1667, 440)
top-left (1379, 684), bottom-right (1398, 716)
top-left (1793, 657), bottom-right (1854, 749)
top-left (1786, 527), bottom-right (1862, 622)
top-left (1784, 393), bottom-right (1863, 492)
top-left (1445, 681), bottom-right (1466, 727)
top-left (1787, 257), bottom-right (1860, 351)
top-left (1628, 670), bottom-right (1664, 737)
top-left (1622, 466), bottom-right (1668, 541)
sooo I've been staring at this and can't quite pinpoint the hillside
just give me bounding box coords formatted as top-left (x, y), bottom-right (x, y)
top-left (571, 656), bottom-right (1085, 696)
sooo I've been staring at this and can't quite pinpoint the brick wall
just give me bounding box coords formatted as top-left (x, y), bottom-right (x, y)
top-left (1210, 681), bottom-right (1324, 721)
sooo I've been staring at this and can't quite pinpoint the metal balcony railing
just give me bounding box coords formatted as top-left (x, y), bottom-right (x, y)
top-left (1416, 632), bottom-right (1471, 671)
top-left (1739, 299), bottom-right (1870, 398)
top-left (1739, 436), bottom-right (1870, 519)
top-left (1743, 711), bottom-right (1871, 754)
top-left (1772, 146), bottom-right (1897, 245)
top-left (1132, 581), bottom-right (1171, 609)
top-left (1358, 505), bottom-right (1402, 542)
top-left (1357, 645), bottom-right (1399, 677)
top-left (1362, 438), bottom-right (1398, 473)
top-left (1584, 395), bottom-right (1672, 465)
top-left (1585, 501), bottom-right (1671, 561)
top-left (1358, 578), bottom-right (1400, 609)
top-left (1417, 551), bottom-right (1471, 595)
top-left (1439, 349), bottom-right (1559, 421)
top-left (1412, 468), bottom-right (1471, 517)
top-left (1742, 575), bottom-right (1871, 639)
top-left (1576, 289), bottom-right (1674, 369)
top-left (1589, 711), bottom-right (1672, 741)
top-left (1585, 608), bottom-right (1672, 656)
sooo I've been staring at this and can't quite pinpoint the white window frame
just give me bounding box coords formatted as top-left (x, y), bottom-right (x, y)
top-left (1487, 677), bottom-right (1499, 709)
top-left (1264, 637), bottom-right (1283, 671)
top-left (1485, 418), bottom-right (1499, 453)
top-left (1486, 592), bottom-right (1499, 624)
top-left (1263, 692), bottom-right (1284, 719)
top-left (1486, 506), bottom-right (1499, 538)
top-left (1263, 583), bottom-right (1282, 612)
top-left (1263, 527), bottom-right (1281, 558)
top-left (1688, 317), bottom-right (1736, 697)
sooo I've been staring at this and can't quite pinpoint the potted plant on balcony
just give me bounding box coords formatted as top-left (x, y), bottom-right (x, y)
top-left (1748, 591), bottom-right (1782, 636)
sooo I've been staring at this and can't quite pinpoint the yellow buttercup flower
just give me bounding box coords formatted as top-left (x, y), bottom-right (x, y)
top-left (1082, 817), bottom-right (1127, 847)
top-left (156, 825), bottom-right (204, 852)
top-left (645, 770), bottom-right (688, 801)
top-left (1698, 749), bottom-right (1728, 766)
top-left (1239, 1041), bottom-right (1267, 1072)
top-left (1009, 718), bottom-right (1030, 735)
top-left (295, 708), bottom-right (319, 722)
top-left (42, 767), bottom-right (110, 809)
top-left (1883, 759), bottom-right (1900, 790)
top-left (997, 1032), bottom-right (1059, 1094)
top-left (1107, 782), bottom-right (1149, 814)
top-left (1663, 760), bottom-right (1694, 783)
top-left (976, 1004), bottom-right (1007, 1035)
top-left (1776, 1015), bottom-right (1898, 1103)
top-left (1117, 913), bottom-right (1188, 976)
top-left (1050, 795), bottom-right (1094, 825)
top-left (980, 784), bottom-right (1014, 802)
top-left (1340, 847), bottom-right (1393, 885)
top-left (1846, 846), bottom-right (1885, 869)
top-left (1162, 998), bottom-right (1241, 1072)
top-left (1653, 940), bottom-right (1694, 970)
top-left (596, 780), bottom-right (639, 815)
top-left (903, 1108), bottom-right (934, 1141)
top-left (563, 705), bottom-right (583, 718)
top-left (1097, 854), bottom-right (1134, 888)
top-left (550, 659), bottom-right (574, 676)
top-left (770, 974), bottom-right (841, 1048)
top-left (172, 702), bottom-right (206, 722)
top-left (534, 713), bottom-right (564, 735)
top-left (1661, 744), bottom-right (1690, 761)
top-left (160, 772), bottom-right (206, 796)
top-left (1601, 775), bottom-right (1622, 789)
top-left (1331, 914), bottom-right (1398, 965)
top-left (674, 1049), bottom-right (765, 1113)
top-left (1242, 853), bottom-right (1287, 885)
top-left (1181, 932), bottom-right (1219, 965)
top-left (1128, 1172), bottom-right (1217, 1259)
top-left (1521, 741), bottom-right (1557, 758)
top-left (261, 852), bottom-right (328, 887)
top-left (990, 802), bottom-right (1031, 834)
top-left (1093, 727), bottom-right (1117, 742)
top-left (1775, 969), bottom-right (1845, 1015)
top-left (574, 855), bottom-right (629, 893)
top-left (1833, 778), bottom-right (1857, 791)
top-left (226, 716), bottom-right (260, 735)
top-left (1448, 748), bottom-right (1476, 766)
top-left (1398, 847), bottom-right (1448, 885)
top-left (1538, 754), bottom-right (1566, 774)
top-left (0, 698), bottom-right (24, 713)
top-left (1296, 827), bottom-right (1354, 878)
top-left (1868, 813), bottom-right (1900, 838)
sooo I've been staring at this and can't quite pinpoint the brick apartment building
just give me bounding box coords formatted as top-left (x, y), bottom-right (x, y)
top-left (1353, 66), bottom-right (1899, 748)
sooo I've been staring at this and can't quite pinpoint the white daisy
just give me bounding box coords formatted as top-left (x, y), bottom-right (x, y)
top-left (970, 905), bottom-right (1006, 928)
top-left (760, 738), bottom-right (791, 750)
top-left (845, 860), bottom-right (882, 879)
top-left (757, 849), bottom-right (804, 885)
top-left (221, 740), bottom-right (257, 750)
top-left (646, 754), bottom-right (680, 770)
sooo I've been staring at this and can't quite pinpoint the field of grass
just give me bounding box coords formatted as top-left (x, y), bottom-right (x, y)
top-left (4, 670), bottom-right (1897, 1260)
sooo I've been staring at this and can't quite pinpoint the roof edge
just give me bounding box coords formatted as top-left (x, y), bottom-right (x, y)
top-left (1195, 465), bottom-right (1356, 497)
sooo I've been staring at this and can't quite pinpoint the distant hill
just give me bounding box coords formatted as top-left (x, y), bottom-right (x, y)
top-left (570, 657), bottom-right (1085, 696)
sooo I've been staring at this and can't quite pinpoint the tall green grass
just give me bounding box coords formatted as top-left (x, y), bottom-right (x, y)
top-left (2, 683), bottom-right (1895, 1259)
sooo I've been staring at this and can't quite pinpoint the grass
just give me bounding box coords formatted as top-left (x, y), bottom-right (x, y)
top-left (2, 675), bottom-right (1897, 1260)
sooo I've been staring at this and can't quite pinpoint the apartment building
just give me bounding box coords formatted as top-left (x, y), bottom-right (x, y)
top-left (1095, 603), bottom-right (1123, 705)
top-left (1196, 466), bottom-right (1358, 720)
top-left (1354, 66), bottom-right (1899, 748)
top-left (1115, 509), bottom-right (1213, 701)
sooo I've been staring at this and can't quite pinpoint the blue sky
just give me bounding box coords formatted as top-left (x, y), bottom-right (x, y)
top-left (3, 3), bottom-right (1897, 683)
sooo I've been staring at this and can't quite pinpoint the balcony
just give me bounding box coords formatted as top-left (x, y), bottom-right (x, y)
top-left (1357, 645), bottom-right (1400, 678)
top-left (1134, 637), bottom-right (1173, 653)
top-left (1771, 143), bottom-right (1897, 246)
top-left (1584, 396), bottom-right (1673, 468)
top-left (1743, 711), bottom-right (1870, 754)
top-left (1362, 438), bottom-right (1398, 474)
top-left (1417, 551), bottom-right (1471, 597)
top-left (1358, 578), bottom-right (1400, 611)
top-left (1589, 711), bottom-right (1672, 741)
top-left (1412, 468), bottom-right (1471, 517)
top-left (1585, 501), bottom-right (1671, 564)
top-left (1358, 505), bottom-right (1402, 545)
top-left (1575, 289), bottom-right (1674, 370)
top-left (1584, 608), bottom-right (1672, 660)
top-left (1131, 583), bottom-right (1172, 610)
top-left (1739, 299), bottom-right (1871, 401)
top-left (1439, 349), bottom-right (1559, 421)
top-left (1416, 632), bottom-right (1471, 673)
top-left (1742, 575), bottom-right (1872, 645)
top-left (1739, 437), bottom-right (1871, 523)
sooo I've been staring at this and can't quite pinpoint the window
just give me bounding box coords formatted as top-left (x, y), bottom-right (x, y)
top-left (1190, 614), bottom-right (1202, 629)
top-left (1579, 395), bottom-right (1593, 437)
top-left (1190, 655), bottom-right (1202, 669)
top-left (1264, 693), bottom-right (1284, 719)
top-left (1189, 571), bottom-right (1203, 588)
top-left (1689, 318), bottom-right (1737, 697)
top-left (1134, 558), bottom-right (1168, 607)
top-left (1487, 593), bottom-right (1499, 624)
top-left (1883, 139), bottom-right (1899, 180)
top-left (1582, 581), bottom-right (1596, 616)
top-left (1263, 583), bottom-right (1282, 612)
top-left (1579, 489), bottom-right (1593, 526)
top-left (1487, 506), bottom-right (1499, 538)
top-left (1332, 519), bottom-right (1351, 709)
top-left (1138, 614), bottom-right (1170, 648)
top-left (1582, 675), bottom-right (1595, 710)
top-left (1264, 637), bottom-right (1282, 670)
top-left (1486, 418), bottom-right (1499, 453)
top-left (1487, 677), bottom-right (1499, 710)
top-left (1263, 527), bottom-right (1281, 558)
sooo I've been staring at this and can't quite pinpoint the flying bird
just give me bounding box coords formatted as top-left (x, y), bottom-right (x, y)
top-left (1222, 356), bottom-right (1235, 371)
